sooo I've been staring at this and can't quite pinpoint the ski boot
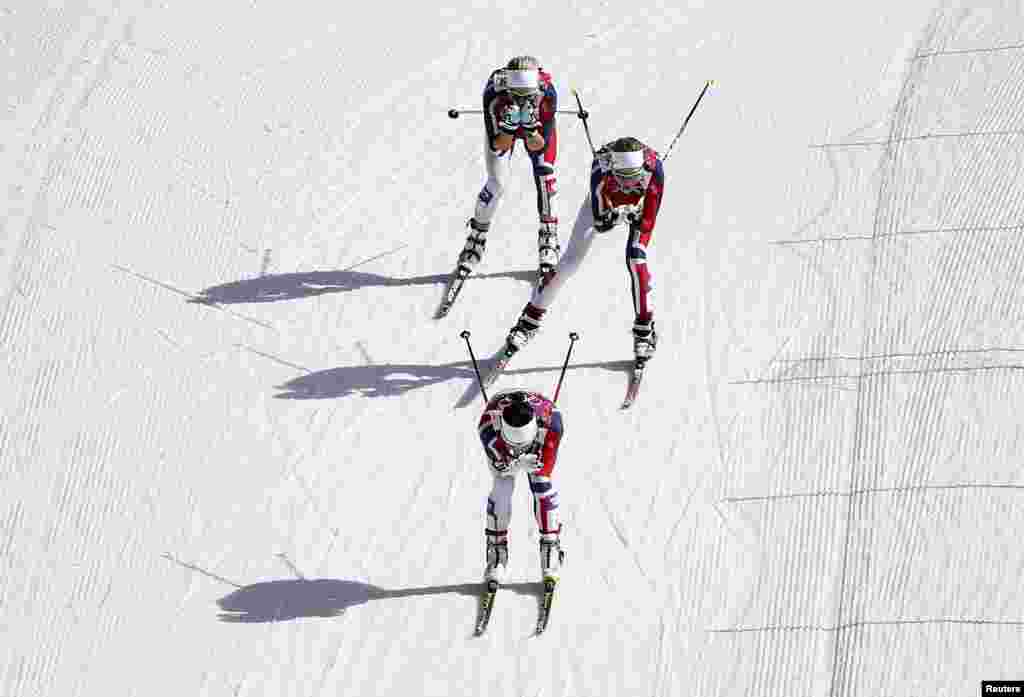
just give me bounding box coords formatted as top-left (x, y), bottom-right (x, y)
top-left (537, 221), bottom-right (561, 276)
top-left (633, 318), bottom-right (657, 362)
top-left (457, 218), bottom-right (489, 274)
top-left (539, 534), bottom-right (565, 583)
top-left (484, 530), bottom-right (509, 584)
top-left (505, 303), bottom-right (547, 354)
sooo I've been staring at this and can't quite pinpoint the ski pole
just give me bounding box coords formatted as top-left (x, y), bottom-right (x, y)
top-left (552, 332), bottom-right (579, 404)
top-left (448, 108), bottom-right (586, 119)
top-left (663, 80), bottom-right (714, 163)
top-left (571, 90), bottom-right (597, 155)
top-left (460, 330), bottom-right (489, 403)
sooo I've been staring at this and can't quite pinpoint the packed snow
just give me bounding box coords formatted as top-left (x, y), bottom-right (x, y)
top-left (3, 1), bottom-right (1024, 695)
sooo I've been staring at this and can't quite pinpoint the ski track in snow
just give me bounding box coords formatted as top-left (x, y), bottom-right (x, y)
top-left (3, 1), bottom-right (1024, 696)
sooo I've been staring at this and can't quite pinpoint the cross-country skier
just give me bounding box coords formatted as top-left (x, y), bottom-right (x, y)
top-left (456, 55), bottom-right (560, 278)
top-left (479, 389), bottom-right (564, 584)
top-left (500, 136), bottom-right (664, 361)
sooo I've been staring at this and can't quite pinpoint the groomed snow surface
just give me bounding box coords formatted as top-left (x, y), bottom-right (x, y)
top-left (3, 1), bottom-right (1024, 695)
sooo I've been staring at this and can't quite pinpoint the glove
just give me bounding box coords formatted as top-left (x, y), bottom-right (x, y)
top-left (595, 207), bottom-right (623, 233)
top-left (488, 456), bottom-right (515, 477)
top-left (497, 100), bottom-right (522, 134)
top-left (594, 213), bottom-right (615, 233)
top-left (524, 129), bottom-right (546, 152)
top-left (516, 96), bottom-right (541, 131)
top-left (512, 453), bottom-right (541, 473)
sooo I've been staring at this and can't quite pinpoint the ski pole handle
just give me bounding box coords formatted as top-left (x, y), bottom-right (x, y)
top-left (461, 330), bottom-right (489, 403)
top-left (571, 90), bottom-right (597, 155)
top-left (552, 332), bottom-right (579, 404)
top-left (448, 108), bottom-right (586, 119)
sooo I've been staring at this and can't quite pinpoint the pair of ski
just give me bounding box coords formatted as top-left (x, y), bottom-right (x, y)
top-left (484, 344), bottom-right (649, 409)
top-left (474, 577), bottom-right (558, 637)
top-left (442, 265), bottom-right (649, 407)
top-left (434, 267), bottom-right (471, 319)
top-left (435, 264), bottom-right (549, 319)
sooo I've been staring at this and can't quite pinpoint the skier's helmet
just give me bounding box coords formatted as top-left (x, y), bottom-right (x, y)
top-left (505, 55), bottom-right (541, 98)
top-left (500, 391), bottom-right (538, 448)
top-left (609, 137), bottom-right (647, 187)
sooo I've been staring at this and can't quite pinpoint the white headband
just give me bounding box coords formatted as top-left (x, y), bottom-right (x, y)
top-left (611, 149), bottom-right (645, 170)
top-left (501, 418), bottom-right (537, 446)
top-left (506, 69), bottom-right (539, 90)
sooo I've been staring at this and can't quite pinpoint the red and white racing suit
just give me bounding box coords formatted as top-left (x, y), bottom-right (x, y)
top-left (472, 68), bottom-right (559, 230)
top-left (529, 143), bottom-right (665, 322)
top-left (477, 390), bottom-right (563, 544)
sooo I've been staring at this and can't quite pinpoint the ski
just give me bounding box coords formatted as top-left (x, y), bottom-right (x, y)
top-left (483, 346), bottom-right (517, 389)
top-left (435, 268), bottom-right (470, 319)
top-left (474, 580), bottom-right (499, 636)
top-left (621, 358), bottom-right (648, 409)
top-left (535, 577), bottom-right (557, 635)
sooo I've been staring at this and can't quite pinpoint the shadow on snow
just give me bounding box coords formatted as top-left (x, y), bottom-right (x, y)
top-left (191, 269), bottom-right (537, 304)
top-left (215, 578), bottom-right (542, 623)
top-left (275, 358), bottom-right (635, 407)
